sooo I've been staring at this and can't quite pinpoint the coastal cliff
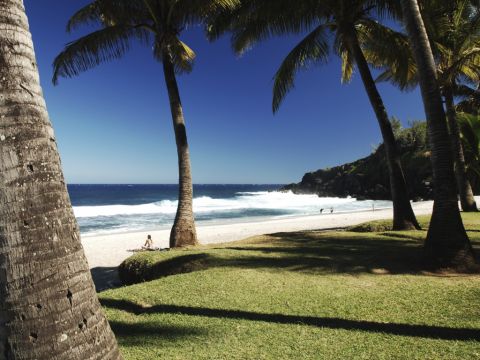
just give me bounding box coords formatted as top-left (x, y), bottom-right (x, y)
top-left (281, 120), bottom-right (435, 200)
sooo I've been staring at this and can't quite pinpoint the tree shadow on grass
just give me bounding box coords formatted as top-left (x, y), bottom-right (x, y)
top-left (109, 320), bottom-right (204, 347)
top-left (120, 230), bottom-right (479, 284)
top-left (101, 298), bottom-right (480, 341)
top-left (202, 233), bottom-right (423, 274)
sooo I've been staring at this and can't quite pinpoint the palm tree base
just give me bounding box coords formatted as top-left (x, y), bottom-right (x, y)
top-left (170, 222), bottom-right (198, 248)
top-left (392, 220), bottom-right (420, 231)
top-left (460, 200), bottom-right (478, 212)
top-left (422, 245), bottom-right (478, 273)
top-left (423, 208), bottom-right (478, 271)
top-left (392, 199), bottom-right (421, 230)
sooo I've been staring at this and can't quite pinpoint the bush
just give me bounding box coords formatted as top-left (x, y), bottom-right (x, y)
top-left (347, 220), bottom-right (393, 232)
top-left (119, 252), bottom-right (212, 285)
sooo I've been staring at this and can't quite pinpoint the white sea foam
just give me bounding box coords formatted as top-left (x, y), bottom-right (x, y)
top-left (73, 191), bottom-right (390, 218)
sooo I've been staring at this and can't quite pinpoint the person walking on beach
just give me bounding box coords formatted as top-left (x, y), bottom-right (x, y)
top-left (330, 208), bottom-right (334, 214)
top-left (142, 234), bottom-right (153, 250)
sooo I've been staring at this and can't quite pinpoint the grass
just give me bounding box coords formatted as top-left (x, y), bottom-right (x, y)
top-left (100, 213), bottom-right (480, 359)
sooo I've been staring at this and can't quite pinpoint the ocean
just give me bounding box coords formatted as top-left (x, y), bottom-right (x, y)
top-left (68, 184), bottom-right (393, 237)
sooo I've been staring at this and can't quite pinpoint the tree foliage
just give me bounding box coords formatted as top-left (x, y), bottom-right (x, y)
top-left (53, 0), bottom-right (239, 84)
top-left (208, 0), bottom-right (402, 112)
top-left (459, 112), bottom-right (480, 185)
top-left (366, 0), bottom-right (480, 93)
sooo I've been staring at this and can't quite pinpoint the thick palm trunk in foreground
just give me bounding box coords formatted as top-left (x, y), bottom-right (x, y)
top-left (0, 0), bottom-right (122, 358)
top-left (346, 28), bottom-right (420, 231)
top-left (401, 0), bottom-right (477, 270)
top-left (443, 87), bottom-right (478, 212)
top-left (162, 53), bottom-right (198, 248)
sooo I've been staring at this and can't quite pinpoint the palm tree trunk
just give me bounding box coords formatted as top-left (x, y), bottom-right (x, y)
top-left (345, 26), bottom-right (420, 231)
top-left (400, 0), bottom-right (477, 270)
top-left (162, 53), bottom-right (198, 248)
top-left (443, 86), bottom-right (478, 212)
top-left (0, 1), bottom-right (122, 358)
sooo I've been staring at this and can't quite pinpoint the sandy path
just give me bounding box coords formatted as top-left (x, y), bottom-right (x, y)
top-left (82, 200), bottom-right (436, 272)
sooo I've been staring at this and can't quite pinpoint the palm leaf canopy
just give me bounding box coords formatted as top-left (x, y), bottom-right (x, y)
top-left (458, 112), bottom-right (480, 180)
top-left (365, 0), bottom-right (480, 92)
top-left (207, 0), bottom-right (401, 112)
top-left (53, 0), bottom-right (240, 84)
top-left (456, 84), bottom-right (480, 113)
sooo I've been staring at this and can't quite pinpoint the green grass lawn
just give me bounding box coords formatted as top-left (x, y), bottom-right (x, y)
top-left (100, 214), bottom-right (480, 359)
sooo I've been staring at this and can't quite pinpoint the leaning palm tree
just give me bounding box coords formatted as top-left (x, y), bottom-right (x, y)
top-left (53, 0), bottom-right (239, 248)
top-left (209, 0), bottom-right (420, 230)
top-left (400, 0), bottom-right (477, 270)
top-left (366, 0), bottom-right (480, 212)
top-left (0, 0), bottom-right (121, 358)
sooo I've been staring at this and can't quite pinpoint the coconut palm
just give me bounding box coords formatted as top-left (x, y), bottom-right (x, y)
top-left (53, 0), bottom-right (239, 248)
top-left (209, 0), bottom-right (420, 230)
top-left (366, 0), bottom-right (480, 211)
top-left (0, 0), bottom-right (121, 358)
top-left (400, 0), bottom-right (477, 270)
top-left (458, 112), bottom-right (480, 188)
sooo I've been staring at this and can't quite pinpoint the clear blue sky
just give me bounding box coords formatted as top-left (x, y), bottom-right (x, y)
top-left (25, 1), bottom-right (426, 184)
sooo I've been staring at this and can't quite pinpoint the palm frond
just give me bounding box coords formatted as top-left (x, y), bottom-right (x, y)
top-left (53, 25), bottom-right (151, 84)
top-left (332, 31), bottom-right (355, 83)
top-left (67, 0), bottom-right (149, 31)
top-left (67, 3), bottom-right (102, 31)
top-left (155, 36), bottom-right (197, 74)
top-left (360, 19), bottom-right (418, 90)
top-left (176, 0), bottom-right (240, 28)
top-left (215, 0), bottom-right (321, 54)
top-left (456, 84), bottom-right (480, 113)
top-left (272, 25), bottom-right (329, 113)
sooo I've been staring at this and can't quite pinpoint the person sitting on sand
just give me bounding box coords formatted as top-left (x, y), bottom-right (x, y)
top-left (142, 234), bottom-right (153, 249)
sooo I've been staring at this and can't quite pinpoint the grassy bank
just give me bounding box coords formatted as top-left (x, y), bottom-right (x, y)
top-left (100, 214), bottom-right (480, 359)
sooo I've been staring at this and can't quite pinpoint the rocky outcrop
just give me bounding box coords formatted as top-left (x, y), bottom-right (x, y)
top-left (281, 144), bottom-right (434, 200)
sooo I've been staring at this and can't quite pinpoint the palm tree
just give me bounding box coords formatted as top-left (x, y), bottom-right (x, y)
top-left (400, 0), bottom-right (477, 270)
top-left (0, 0), bottom-right (121, 358)
top-left (458, 112), bottom-right (480, 188)
top-left (209, 0), bottom-right (420, 230)
top-left (366, 0), bottom-right (480, 211)
top-left (53, 0), bottom-right (239, 248)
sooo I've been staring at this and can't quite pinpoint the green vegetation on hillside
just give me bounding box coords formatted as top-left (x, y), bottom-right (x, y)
top-left (101, 213), bottom-right (480, 360)
top-left (282, 120), bottom-right (433, 200)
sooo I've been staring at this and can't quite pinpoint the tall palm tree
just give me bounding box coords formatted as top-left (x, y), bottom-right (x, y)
top-left (209, 0), bottom-right (420, 230)
top-left (0, 0), bottom-right (121, 358)
top-left (400, 0), bottom-right (477, 270)
top-left (53, 0), bottom-right (239, 248)
top-left (366, 0), bottom-right (480, 211)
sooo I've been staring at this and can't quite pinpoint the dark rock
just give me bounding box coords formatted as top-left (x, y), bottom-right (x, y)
top-left (280, 147), bottom-right (435, 200)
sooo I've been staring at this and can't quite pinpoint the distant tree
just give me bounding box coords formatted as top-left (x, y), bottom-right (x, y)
top-left (209, 0), bottom-right (420, 230)
top-left (0, 0), bottom-right (121, 358)
top-left (54, 0), bottom-right (239, 247)
top-left (391, 118), bottom-right (428, 151)
top-left (400, 0), bottom-right (477, 270)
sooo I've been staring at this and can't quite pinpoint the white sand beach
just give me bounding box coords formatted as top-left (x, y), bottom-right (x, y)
top-left (82, 199), bottom-right (438, 271)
